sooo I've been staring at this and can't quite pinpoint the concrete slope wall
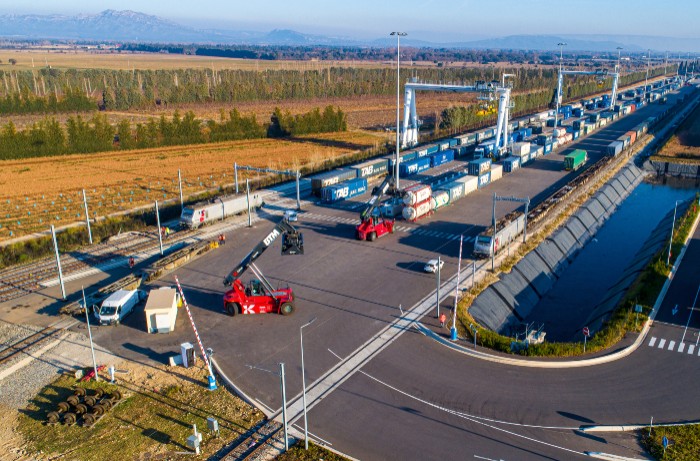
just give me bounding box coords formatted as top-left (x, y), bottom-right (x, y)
top-left (470, 163), bottom-right (646, 334)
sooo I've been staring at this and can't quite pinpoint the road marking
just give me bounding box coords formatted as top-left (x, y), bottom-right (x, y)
top-left (649, 337), bottom-right (657, 347)
top-left (689, 345), bottom-right (695, 354)
top-left (668, 340), bottom-right (676, 351)
top-left (678, 342), bottom-right (685, 353)
top-left (658, 339), bottom-right (666, 349)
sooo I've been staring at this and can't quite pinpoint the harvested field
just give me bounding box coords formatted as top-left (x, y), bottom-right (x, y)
top-left (656, 102), bottom-right (700, 161)
top-left (0, 130), bottom-right (388, 241)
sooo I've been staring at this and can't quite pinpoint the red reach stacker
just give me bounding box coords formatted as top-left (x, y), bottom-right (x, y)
top-left (355, 175), bottom-right (396, 241)
top-left (222, 217), bottom-right (304, 316)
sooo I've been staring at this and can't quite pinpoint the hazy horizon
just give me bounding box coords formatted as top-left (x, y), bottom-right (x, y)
top-left (0, 0), bottom-right (697, 43)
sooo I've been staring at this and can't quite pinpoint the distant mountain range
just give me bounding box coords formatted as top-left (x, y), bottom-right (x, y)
top-left (0, 10), bottom-right (698, 53)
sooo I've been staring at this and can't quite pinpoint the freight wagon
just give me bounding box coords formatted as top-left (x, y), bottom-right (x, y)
top-left (180, 193), bottom-right (264, 229)
top-left (473, 213), bottom-right (526, 258)
top-left (321, 177), bottom-right (368, 203)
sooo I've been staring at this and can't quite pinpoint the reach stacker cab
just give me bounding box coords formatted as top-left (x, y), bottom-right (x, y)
top-left (355, 175), bottom-right (396, 241)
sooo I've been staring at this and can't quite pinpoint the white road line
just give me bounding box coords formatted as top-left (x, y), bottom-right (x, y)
top-left (658, 338), bottom-right (666, 349)
top-left (678, 342), bottom-right (686, 353)
top-left (689, 345), bottom-right (696, 354)
top-left (649, 337), bottom-right (657, 347)
top-left (668, 340), bottom-right (676, 351)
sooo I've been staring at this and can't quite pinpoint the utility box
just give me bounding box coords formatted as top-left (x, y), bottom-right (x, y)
top-left (144, 287), bottom-right (180, 334)
top-left (181, 342), bottom-right (195, 368)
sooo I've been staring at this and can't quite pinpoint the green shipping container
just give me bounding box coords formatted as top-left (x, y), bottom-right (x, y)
top-left (564, 149), bottom-right (587, 171)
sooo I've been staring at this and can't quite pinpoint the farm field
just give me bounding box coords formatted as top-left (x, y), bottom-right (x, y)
top-left (656, 101), bottom-right (700, 161)
top-left (0, 130), bottom-right (388, 241)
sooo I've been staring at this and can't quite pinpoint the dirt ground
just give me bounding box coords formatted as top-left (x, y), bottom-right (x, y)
top-left (657, 102), bottom-right (700, 161)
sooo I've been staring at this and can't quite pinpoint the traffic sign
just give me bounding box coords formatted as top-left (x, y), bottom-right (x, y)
top-left (663, 436), bottom-right (669, 449)
top-left (634, 304), bottom-right (643, 313)
top-left (583, 327), bottom-right (590, 337)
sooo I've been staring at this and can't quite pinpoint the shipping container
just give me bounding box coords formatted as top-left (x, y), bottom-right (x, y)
top-left (536, 134), bottom-right (553, 146)
top-left (438, 141), bottom-right (450, 151)
top-left (386, 150), bottom-right (418, 168)
top-left (607, 141), bottom-right (623, 156)
top-left (531, 144), bottom-right (544, 158)
top-left (543, 142), bottom-right (553, 154)
top-left (403, 183), bottom-right (433, 206)
top-left (430, 190), bottom-right (450, 211)
top-left (477, 171), bottom-right (491, 189)
top-left (351, 158), bottom-right (389, 179)
top-left (311, 169), bottom-right (358, 195)
top-left (468, 158), bottom-right (492, 176)
top-left (427, 144), bottom-right (440, 155)
top-left (553, 127), bottom-right (567, 137)
top-left (430, 149), bottom-right (455, 168)
top-left (511, 142), bottom-right (531, 156)
top-left (447, 138), bottom-right (459, 148)
top-left (402, 199), bottom-right (432, 222)
top-left (415, 147), bottom-right (430, 158)
top-left (454, 175), bottom-right (479, 195)
top-left (490, 164), bottom-right (503, 182)
top-left (399, 157), bottom-right (431, 176)
top-left (518, 152), bottom-right (531, 164)
top-left (563, 149), bottom-right (587, 171)
top-left (625, 130), bottom-right (637, 144)
top-left (502, 156), bottom-right (521, 173)
top-left (436, 181), bottom-right (465, 203)
top-left (321, 177), bottom-right (368, 203)
top-left (457, 133), bottom-right (477, 146)
top-left (588, 113), bottom-right (601, 123)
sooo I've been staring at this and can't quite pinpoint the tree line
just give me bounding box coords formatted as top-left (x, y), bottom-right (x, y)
top-left (0, 105), bottom-right (347, 160)
top-left (0, 63), bottom-right (663, 115)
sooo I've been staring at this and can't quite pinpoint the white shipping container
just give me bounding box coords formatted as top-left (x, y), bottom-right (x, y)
top-left (490, 164), bottom-right (503, 182)
top-left (403, 184), bottom-right (432, 206)
top-left (455, 175), bottom-right (479, 195)
top-left (511, 142), bottom-right (531, 156)
top-left (402, 200), bottom-right (432, 221)
top-left (553, 128), bottom-right (567, 137)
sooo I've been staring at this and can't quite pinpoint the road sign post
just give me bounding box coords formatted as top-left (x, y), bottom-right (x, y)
top-left (582, 327), bottom-right (590, 353)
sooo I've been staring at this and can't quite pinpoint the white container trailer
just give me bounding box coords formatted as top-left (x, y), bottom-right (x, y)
top-left (144, 287), bottom-right (181, 334)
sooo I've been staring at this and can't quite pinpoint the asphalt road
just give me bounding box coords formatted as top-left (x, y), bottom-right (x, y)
top-left (79, 82), bottom-right (700, 460)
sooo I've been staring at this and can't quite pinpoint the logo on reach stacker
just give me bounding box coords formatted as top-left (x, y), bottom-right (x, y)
top-left (263, 229), bottom-right (280, 246)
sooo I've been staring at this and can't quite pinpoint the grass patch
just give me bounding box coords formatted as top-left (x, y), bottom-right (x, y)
top-left (642, 425), bottom-right (700, 460)
top-left (17, 363), bottom-right (262, 460)
top-left (277, 441), bottom-right (350, 461)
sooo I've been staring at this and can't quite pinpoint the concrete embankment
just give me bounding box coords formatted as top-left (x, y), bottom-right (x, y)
top-left (470, 163), bottom-right (646, 335)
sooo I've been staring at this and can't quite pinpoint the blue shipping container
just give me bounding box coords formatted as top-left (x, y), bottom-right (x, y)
top-left (415, 148), bottom-right (430, 158)
top-left (430, 149), bottom-right (455, 168)
top-left (502, 157), bottom-right (521, 173)
top-left (426, 144), bottom-right (440, 155)
top-left (511, 131), bottom-right (523, 142)
top-left (477, 171), bottom-right (491, 189)
top-left (399, 157), bottom-right (431, 176)
top-left (448, 138), bottom-right (459, 147)
top-left (543, 142), bottom-right (553, 154)
top-left (321, 177), bottom-right (368, 203)
top-left (536, 134), bottom-right (553, 146)
top-left (468, 158), bottom-right (492, 176)
top-left (436, 181), bottom-right (466, 203)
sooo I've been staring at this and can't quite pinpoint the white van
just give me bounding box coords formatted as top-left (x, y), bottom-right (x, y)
top-left (95, 289), bottom-right (142, 325)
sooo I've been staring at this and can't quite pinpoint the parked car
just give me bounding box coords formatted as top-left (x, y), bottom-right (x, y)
top-left (424, 259), bottom-right (445, 273)
top-left (284, 210), bottom-right (298, 222)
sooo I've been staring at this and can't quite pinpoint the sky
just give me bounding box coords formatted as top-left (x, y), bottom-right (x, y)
top-left (0, 0), bottom-right (697, 42)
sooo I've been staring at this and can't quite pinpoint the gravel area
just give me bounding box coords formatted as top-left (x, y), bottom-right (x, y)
top-left (0, 323), bottom-right (43, 355)
top-left (0, 323), bottom-right (119, 411)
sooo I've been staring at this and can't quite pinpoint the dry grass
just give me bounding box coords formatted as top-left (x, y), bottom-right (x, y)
top-left (0, 130), bottom-right (387, 239)
top-left (655, 102), bottom-right (700, 161)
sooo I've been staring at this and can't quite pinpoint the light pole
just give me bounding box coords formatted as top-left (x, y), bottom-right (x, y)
top-left (82, 286), bottom-right (99, 381)
top-left (644, 50), bottom-right (651, 99)
top-left (616, 46), bottom-right (623, 73)
top-left (451, 236), bottom-right (463, 341)
top-left (300, 317), bottom-right (317, 450)
top-left (436, 255), bottom-right (441, 318)
top-left (554, 42), bottom-right (566, 129)
top-left (667, 199), bottom-right (683, 266)
top-left (390, 31), bottom-right (407, 192)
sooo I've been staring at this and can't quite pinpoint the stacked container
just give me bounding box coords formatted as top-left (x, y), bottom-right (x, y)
top-left (311, 169), bottom-right (358, 196)
top-left (399, 157), bottom-right (431, 176)
top-left (351, 158), bottom-right (388, 179)
top-left (490, 164), bottom-right (503, 182)
top-left (468, 158), bottom-right (492, 176)
top-left (403, 183), bottom-right (432, 206)
top-left (455, 175), bottom-right (479, 196)
top-left (502, 157), bottom-right (521, 173)
top-left (402, 200), bottom-right (432, 222)
top-left (430, 149), bottom-right (455, 168)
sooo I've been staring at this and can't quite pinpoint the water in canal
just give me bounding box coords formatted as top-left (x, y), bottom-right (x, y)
top-left (525, 180), bottom-right (698, 342)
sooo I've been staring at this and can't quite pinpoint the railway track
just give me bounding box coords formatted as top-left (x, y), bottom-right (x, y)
top-left (0, 317), bottom-right (77, 368)
top-left (0, 228), bottom-right (198, 303)
top-left (220, 420), bottom-right (283, 461)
